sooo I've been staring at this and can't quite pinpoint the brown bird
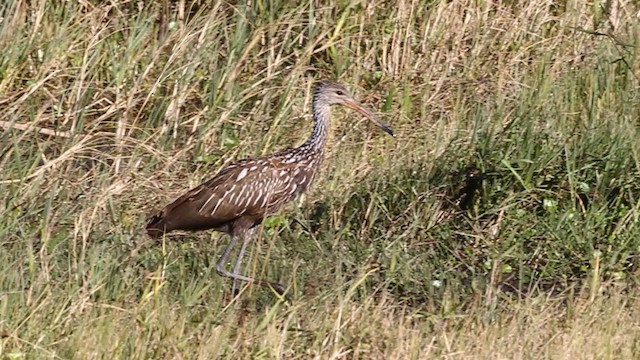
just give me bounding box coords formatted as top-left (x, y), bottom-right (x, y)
top-left (146, 81), bottom-right (395, 295)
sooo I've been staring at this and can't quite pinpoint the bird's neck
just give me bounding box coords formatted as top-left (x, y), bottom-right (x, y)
top-left (299, 98), bottom-right (330, 154)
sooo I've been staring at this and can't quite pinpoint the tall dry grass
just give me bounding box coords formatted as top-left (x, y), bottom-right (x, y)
top-left (1, 0), bottom-right (640, 358)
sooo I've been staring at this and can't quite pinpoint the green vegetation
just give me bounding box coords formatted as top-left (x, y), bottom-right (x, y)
top-left (2, 0), bottom-right (640, 358)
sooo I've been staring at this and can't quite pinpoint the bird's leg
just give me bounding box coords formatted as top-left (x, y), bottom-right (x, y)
top-left (215, 230), bottom-right (286, 295)
top-left (231, 231), bottom-right (252, 295)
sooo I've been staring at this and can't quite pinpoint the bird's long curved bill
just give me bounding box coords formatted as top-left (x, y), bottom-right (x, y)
top-left (345, 99), bottom-right (395, 137)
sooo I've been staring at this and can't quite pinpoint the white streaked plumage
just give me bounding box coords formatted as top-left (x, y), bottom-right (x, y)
top-left (236, 168), bottom-right (248, 180)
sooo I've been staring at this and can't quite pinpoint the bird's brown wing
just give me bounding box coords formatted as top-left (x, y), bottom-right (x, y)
top-left (195, 158), bottom-right (300, 217)
top-left (146, 159), bottom-right (298, 236)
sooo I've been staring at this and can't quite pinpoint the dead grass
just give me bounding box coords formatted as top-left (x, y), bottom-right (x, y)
top-left (2, 0), bottom-right (640, 358)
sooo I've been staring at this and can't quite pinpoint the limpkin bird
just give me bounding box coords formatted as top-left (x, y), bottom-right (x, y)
top-left (146, 81), bottom-right (395, 294)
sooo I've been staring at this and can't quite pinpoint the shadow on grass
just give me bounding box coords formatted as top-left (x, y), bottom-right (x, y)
top-left (285, 144), bottom-right (640, 312)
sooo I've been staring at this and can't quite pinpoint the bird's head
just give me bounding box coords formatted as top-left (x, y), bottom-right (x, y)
top-left (314, 81), bottom-right (395, 137)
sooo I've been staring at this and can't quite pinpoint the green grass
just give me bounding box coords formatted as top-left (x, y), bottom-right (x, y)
top-left (2, 0), bottom-right (640, 358)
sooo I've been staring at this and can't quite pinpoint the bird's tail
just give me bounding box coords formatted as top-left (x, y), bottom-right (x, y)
top-left (145, 211), bottom-right (169, 238)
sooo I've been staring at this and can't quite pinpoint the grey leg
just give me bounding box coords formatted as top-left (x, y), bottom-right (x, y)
top-left (215, 235), bottom-right (255, 285)
top-left (215, 230), bottom-right (286, 295)
top-left (231, 234), bottom-right (251, 294)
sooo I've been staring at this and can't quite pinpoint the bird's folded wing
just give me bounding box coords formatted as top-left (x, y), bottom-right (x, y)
top-left (189, 160), bottom-right (295, 220)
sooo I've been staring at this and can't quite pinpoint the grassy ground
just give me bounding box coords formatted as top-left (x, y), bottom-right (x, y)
top-left (2, 0), bottom-right (640, 358)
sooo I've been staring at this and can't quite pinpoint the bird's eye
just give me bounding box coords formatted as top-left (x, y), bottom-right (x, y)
top-left (336, 90), bottom-right (344, 96)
